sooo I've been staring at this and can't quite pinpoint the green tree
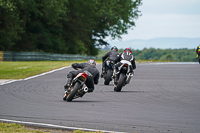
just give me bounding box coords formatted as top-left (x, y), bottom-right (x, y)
top-left (0, 0), bottom-right (142, 56)
top-left (93, 0), bottom-right (142, 46)
top-left (15, 0), bottom-right (69, 52)
top-left (0, 0), bottom-right (23, 50)
top-left (62, 0), bottom-right (142, 55)
top-left (132, 48), bottom-right (196, 62)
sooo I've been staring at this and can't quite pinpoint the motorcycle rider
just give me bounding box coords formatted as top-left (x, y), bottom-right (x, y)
top-left (101, 46), bottom-right (119, 78)
top-left (113, 48), bottom-right (136, 76)
top-left (196, 45), bottom-right (200, 59)
top-left (63, 59), bottom-right (99, 98)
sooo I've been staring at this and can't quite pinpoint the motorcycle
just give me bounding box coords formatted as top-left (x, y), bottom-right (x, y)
top-left (113, 60), bottom-right (133, 92)
top-left (63, 71), bottom-right (89, 102)
top-left (197, 56), bottom-right (200, 64)
top-left (103, 60), bottom-right (115, 85)
top-left (197, 50), bottom-right (200, 64)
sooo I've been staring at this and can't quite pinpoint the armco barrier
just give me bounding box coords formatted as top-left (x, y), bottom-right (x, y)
top-left (1, 51), bottom-right (96, 61)
top-left (2, 51), bottom-right (12, 61)
top-left (12, 52), bottom-right (50, 61)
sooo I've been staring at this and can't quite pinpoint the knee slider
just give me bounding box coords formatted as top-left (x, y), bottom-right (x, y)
top-left (67, 72), bottom-right (73, 78)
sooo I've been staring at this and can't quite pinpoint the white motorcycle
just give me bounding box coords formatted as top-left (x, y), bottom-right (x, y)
top-left (113, 60), bottom-right (133, 92)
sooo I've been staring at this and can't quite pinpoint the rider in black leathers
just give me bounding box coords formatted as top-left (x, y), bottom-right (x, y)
top-left (64, 59), bottom-right (99, 94)
top-left (114, 48), bottom-right (136, 75)
top-left (101, 46), bottom-right (119, 77)
top-left (196, 45), bottom-right (200, 59)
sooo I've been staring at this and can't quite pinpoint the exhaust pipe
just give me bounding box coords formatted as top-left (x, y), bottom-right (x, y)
top-left (84, 87), bottom-right (88, 92)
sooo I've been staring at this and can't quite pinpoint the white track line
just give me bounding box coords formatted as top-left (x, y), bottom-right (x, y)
top-left (0, 119), bottom-right (125, 133)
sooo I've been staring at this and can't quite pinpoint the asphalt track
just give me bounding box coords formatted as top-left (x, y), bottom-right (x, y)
top-left (0, 63), bottom-right (200, 133)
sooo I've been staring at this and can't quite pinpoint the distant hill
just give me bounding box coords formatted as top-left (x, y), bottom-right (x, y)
top-left (107, 37), bottom-right (200, 50)
top-left (102, 45), bottom-right (111, 50)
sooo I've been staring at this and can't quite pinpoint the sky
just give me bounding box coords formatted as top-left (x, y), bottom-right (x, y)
top-left (106, 0), bottom-right (200, 42)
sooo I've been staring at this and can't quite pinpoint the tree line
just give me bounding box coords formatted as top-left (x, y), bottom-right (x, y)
top-left (0, 0), bottom-right (142, 55)
top-left (98, 48), bottom-right (197, 62)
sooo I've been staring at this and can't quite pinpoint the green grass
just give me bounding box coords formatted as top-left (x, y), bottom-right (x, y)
top-left (0, 122), bottom-right (103, 133)
top-left (0, 60), bottom-right (101, 79)
top-left (0, 122), bottom-right (45, 133)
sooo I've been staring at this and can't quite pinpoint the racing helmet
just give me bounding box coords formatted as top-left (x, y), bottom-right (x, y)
top-left (124, 48), bottom-right (132, 54)
top-left (87, 59), bottom-right (96, 66)
top-left (111, 46), bottom-right (118, 51)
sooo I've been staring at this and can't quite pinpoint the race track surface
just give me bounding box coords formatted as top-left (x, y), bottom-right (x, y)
top-left (0, 63), bottom-right (200, 133)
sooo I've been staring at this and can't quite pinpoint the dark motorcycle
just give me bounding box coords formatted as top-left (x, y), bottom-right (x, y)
top-left (113, 60), bottom-right (133, 92)
top-left (197, 57), bottom-right (200, 64)
top-left (63, 71), bottom-right (89, 102)
top-left (197, 55), bottom-right (200, 64)
top-left (103, 60), bottom-right (115, 85)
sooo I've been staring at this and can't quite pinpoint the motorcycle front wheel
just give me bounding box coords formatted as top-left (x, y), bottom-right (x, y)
top-left (66, 82), bottom-right (81, 102)
top-left (104, 69), bottom-right (112, 85)
top-left (114, 73), bottom-right (126, 92)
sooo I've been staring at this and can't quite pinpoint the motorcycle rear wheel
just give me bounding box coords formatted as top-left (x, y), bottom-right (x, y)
top-left (114, 73), bottom-right (126, 92)
top-left (66, 82), bottom-right (81, 102)
top-left (104, 69), bottom-right (112, 85)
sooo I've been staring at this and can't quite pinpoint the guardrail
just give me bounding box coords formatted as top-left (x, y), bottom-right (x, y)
top-left (0, 51), bottom-right (96, 61)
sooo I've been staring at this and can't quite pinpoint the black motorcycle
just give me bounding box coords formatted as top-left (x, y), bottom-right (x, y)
top-left (103, 60), bottom-right (115, 85)
top-left (197, 55), bottom-right (200, 64)
top-left (113, 60), bottom-right (133, 92)
top-left (63, 71), bottom-right (89, 102)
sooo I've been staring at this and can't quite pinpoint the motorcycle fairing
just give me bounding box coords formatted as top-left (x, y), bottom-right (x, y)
top-left (118, 60), bottom-right (132, 74)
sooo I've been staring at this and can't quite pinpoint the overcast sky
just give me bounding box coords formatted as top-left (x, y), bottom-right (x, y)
top-left (107, 0), bottom-right (200, 42)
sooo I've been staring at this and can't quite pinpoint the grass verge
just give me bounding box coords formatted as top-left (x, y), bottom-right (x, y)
top-left (0, 59), bottom-right (166, 79)
top-left (0, 122), bottom-right (103, 133)
top-left (0, 122), bottom-right (46, 133)
top-left (0, 60), bottom-right (101, 79)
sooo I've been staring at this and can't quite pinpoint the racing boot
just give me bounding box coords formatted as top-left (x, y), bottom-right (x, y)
top-left (112, 68), bottom-right (118, 79)
top-left (63, 78), bottom-right (73, 101)
top-left (64, 78), bottom-right (72, 92)
top-left (101, 64), bottom-right (106, 78)
top-left (101, 71), bottom-right (105, 78)
top-left (63, 92), bottom-right (68, 100)
top-left (130, 71), bottom-right (134, 76)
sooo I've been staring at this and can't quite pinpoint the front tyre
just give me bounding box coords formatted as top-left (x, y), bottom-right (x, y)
top-left (104, 69), bottom-right (112, 85)
top-left (66, 82), bottom-right (81, 102)
top-left (114, 73), bottom-right (126, 92)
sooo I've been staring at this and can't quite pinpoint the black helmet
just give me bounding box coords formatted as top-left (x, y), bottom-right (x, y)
top-left (111, 46), bottom-right (118, 51)
top-left (87, 59), bottom-right (96, 66)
